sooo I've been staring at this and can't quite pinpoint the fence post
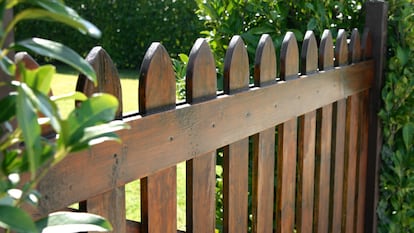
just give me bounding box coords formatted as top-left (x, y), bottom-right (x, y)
top-left (364, 1), bottom-right (388, 233)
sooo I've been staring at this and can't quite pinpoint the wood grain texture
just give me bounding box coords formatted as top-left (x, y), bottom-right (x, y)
top-left (251, 34), bottom-right (276, 233)
top-left (75, 47), bottom-right (126, 233)
top-left (343, 29), bottom-right (362, 233)
top-left (76, 47), bottom-right (122, 117)
top-left (314, 29), bottom-right (334, 233)
top-left (185, 39), bottom-right (217, 233)
top-left (355, 28), bottom-right (373, 233)
top-left (139, 43), bottom-right (177, 233)
top-left (36, 61), bottom-right (374, 214)
top-left (276, 31), bottom-right (299, 233)
top-left (296, 31), bottom-right (317, 233)
top-left (222, 35), bottom-right (249, 233)
top-left (364, 3), bottom-right (388, 232)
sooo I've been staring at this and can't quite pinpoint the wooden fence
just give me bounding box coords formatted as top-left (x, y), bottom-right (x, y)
top-left (28, 2), bottom-right (387, 233)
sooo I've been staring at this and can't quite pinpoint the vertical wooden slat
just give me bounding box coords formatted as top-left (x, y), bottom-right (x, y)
top-left (355, 29), bottom-right (373, 233)
top-left (296, 31), bottom-right (317, 233)
top-left (364, 3), bottom-right (388, 232)
top-left (343, 29), bottom-right (361, 233)
top-left (276, 32), bottom-right (299, 233)
top-left (313, 29), bottom-right (334, 233)
top-left (139, 43), bottom-right (177, 233)
top-left (251, 34), bottom-right (276, 233)
top-left (331, 29), bottom-right (348, 233)
top-left (75, 47), bottom-right (126, 233)
top-left (222, 35), bottom-right (250, 233)
top-left (185, 39), bottom-right (217, 233)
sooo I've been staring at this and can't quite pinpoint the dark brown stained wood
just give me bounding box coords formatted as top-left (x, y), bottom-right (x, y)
top-left (319, 30), bottom-right (334, 71)
top-left (276, 31), bottom-right (299, 233)
top-left (223, 36), bottom-right (250, 94)
top-left (361, 29), bottom-right (373, 60)
top-left (139, 43), bottom-right (177, 233)
top-left (36, 61), bottom-right (374, 214)
top-left (139, 43), bottom-right (176, 115)
top-left (254, 34), bottom-right (277, 86)
top-left (296, 31), bottom-right (317, 233)
top-left (364, 3), bottom-right (388, 232)
top-left (331, 29), bottom-right (348, 233)
top-left (73, 47), bottom-right (126, 233)
top-left (349, 29), bottom-right (362, 63)
top-left (313, 30), bottom-right (334, 233)
top-left (222, 35), bottom-right (249, 233)
top-left (251, 34), bottom-right (276, 233)
top-left (343, 29), bottom-right (362, 233)
top-left (185, 39), bottom-right (217, 233)
top-left (76, 47), bottom-right (122, 117)
top-left (355, 28), bottom-right (373, 233)
top-left (280, 32), bottom-right (299, 81)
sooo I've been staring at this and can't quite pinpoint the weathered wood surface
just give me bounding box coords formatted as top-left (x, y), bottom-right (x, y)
top-left (313, 29), bottom-right (333, 233)
top-left (139, 43), bottom-right (177, 233)
top-left (251, 34), bottom-right (276, 233)
top-left (276, 32), bottom-right (299, 233)
top-left (37, 59), bottom-right (374, 214)
top-left (185, 39), bottom-right (217, 233)
top-left (222, 36), bottom-right (250, 233)
top-left (296, 31), bottom-right (317, 233)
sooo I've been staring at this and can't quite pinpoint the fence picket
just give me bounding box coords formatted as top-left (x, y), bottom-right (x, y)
top-left (75, 47), bottom-right (126, 233)
top-left (343, 29), bottom-right (362, 233)
top-left (139, 43), bottom-right (177, 233)
top-left (251, 34), bottom-right (276, 233)
top-left (296, 31), bottom-right (317, 233)
top-left (276, 32), bottom-right (299, 233)
top-left (330, 29), bottom-right (349, 233)
top-left (355, 29), bottom-right (373, 233)
top-left (185, 39), bottom-right (217, 233)
top-left (313, 30), bottom-right (334, 233)
top-left (222, 35), bottom-right (250, 233)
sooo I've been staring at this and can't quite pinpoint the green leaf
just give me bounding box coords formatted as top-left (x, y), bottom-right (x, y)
top-left (0, 205), bottom-right (37, 233)
top-left (178, 53), bottom-right (189, 64)
top-left (0, 55), bottom-right (15, 76)
top-left (0, 94), bottom-right (16, 123)
top-left (13, 38), bottom-right (97, 84)
top-left (16, 83), bottom-right (42, 177)
top-left (20, 65), bottom-right (55, 95)
top-left (396, 46), bottom-right (409, 67)
top-left (70, 121), bottom-right (129, 152)
top-left (403, 123), bottom-right (414, 150)
top-left (61, 94), bottom-right (119, 149)
top-left (35, 211), bottom-right (112, 232)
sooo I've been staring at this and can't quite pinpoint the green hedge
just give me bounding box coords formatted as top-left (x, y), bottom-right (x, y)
top-left (15, 0), bottom-right (204, 69)
top-left (377, 0), bottom-right (414, 232)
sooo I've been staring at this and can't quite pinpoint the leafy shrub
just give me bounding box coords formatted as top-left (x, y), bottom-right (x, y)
top-left (377, 0), bottom-right (414, 232)
top-left (15, 0), bottom-right (204, 70)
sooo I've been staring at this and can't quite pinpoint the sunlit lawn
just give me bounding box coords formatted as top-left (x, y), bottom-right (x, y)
top-left (51, 68), bottom-right (186, 230)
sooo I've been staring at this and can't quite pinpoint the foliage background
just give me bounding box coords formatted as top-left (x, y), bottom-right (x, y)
top-left (14, 0), bottom-right (414, 232)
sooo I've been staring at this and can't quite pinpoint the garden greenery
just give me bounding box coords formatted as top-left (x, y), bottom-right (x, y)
top-left (0, 0), bottom-right (128, 232)
top-left (377, 0), bottom-right (414, 232)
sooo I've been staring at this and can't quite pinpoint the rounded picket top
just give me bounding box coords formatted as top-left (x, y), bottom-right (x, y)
top-left (301, 31), bottom-right (318, 75)
top-left (280, 31), bottom-right (299, 80)
top-left (349, 28), bottom-right (362, 63)
top-left (334, 29), bottom-right (349, 67)
top-left (223, 35), bottom-right (250, 94)
top-left (254, 34), bottom-right (277, 87)
top-left (319, 30), bottom-right (334, 71)
top-left (76, 46), bottom-right (122, 118)
top-left (186, 38), bottom-right (217, 104)
top-left (139, 42), bottom-right (176, 115)
top-left (361, 28), bottom-right (373, 60)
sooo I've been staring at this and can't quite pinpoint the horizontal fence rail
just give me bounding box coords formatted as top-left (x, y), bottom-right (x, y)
top-left (25, 3), bottom-right (390, 232)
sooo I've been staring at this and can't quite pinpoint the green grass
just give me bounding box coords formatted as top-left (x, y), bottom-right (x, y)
top-left (51, 69), bottom-right (187, 231)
